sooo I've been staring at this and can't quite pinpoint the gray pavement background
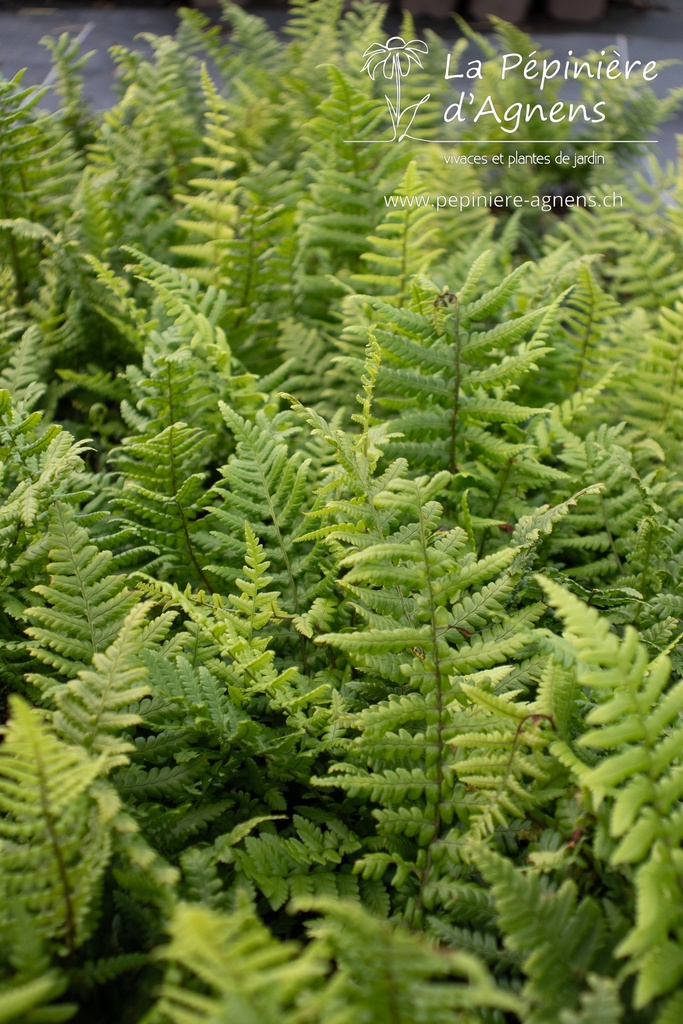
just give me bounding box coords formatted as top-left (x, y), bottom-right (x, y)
top-left (0, 7), bottom-right (180, 102)
top-left (0, 1), bottom-right (681, 162)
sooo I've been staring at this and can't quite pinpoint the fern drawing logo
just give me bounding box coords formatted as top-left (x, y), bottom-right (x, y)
top-left (361, 36), bottom-right (431, 142)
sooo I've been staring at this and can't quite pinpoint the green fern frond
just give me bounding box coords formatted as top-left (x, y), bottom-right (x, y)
top-left (204, 404), bottom-right (322, 617)
top-left (0, 696), bottom-right (113, 953)
top-left (0, 72), bottom-right (80, 304)
top-left (53, 602), bottom-right (176, 769)
top-left (299, 896), bottom-right (523, 1023)
top-left (538, 576), bottom-right (683, 1012)
top-left (25, 502), bottom-right (138, 698)
top-left (622, 299), bottom-right (683, 459)
top-left (0, 393), bottom-right (90, 698)
top-left (350, 161), bottom-right (440, 307)
top-left (149, 897), bottom-right (322, 1024)
top-left (472, 844), bottom-right (609, 1024)
top-left (315, 475), bottom-right (542, 921)
top-left (0, 325), bottom-right (47, 405)
top-left (230, 812), bottom-right (362, 910)
top-left (555, 262), bottom-right (623, 395)
top-left (108, 419), bottom-right (213, 587)
top-left (345, 261), bottom-right (563, 534)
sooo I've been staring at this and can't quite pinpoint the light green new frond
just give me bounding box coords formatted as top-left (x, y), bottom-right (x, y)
top-left (283, 351), bottom-right (412, 548)
top-left (150, 898), bottom-right (323, 1024)
top-left (137, 527), bottom-right (308, 713)
top-left (293, 65), bottom-right (408, 321)
top-left (228, 523), bottom-right (282, 639)
top-left (123, 247), bottom-right (230, 356)
top-left (53, 602), bottom-right (175, 769)
top-left (92, 34), bottom-right (205, 194)
top-left (536, 576), bottom-right (618, 673)
top-left (0, 696), bottom-right (113, 953)
top-left (173, 65), bottom-right (298, 362)
top-left (177, 61), bottom-right (238, 200)
top-left (0, 394), bottom-right (90, 543)
top-left (453, 682), bottom-right (559, 839)
top-left (538, 576), bottom-right (683, 1011)
top-left (118, 324), bottom-right (229, 456)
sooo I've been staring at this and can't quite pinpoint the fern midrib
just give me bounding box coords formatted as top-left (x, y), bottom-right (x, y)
top-left (414, 495), bottom-right (444, 927)
top-left (449, 300), bottom-right (462, 476)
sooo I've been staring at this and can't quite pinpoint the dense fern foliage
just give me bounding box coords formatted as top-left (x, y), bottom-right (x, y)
top-left (1, 3), bottom-right (683, 1021)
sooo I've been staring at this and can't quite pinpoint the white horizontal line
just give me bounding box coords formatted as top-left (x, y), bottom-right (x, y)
top-left (348, 138), bottom-right (659, 145)
top-left (428, 139), bottom-right (659, 144)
